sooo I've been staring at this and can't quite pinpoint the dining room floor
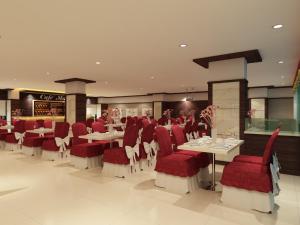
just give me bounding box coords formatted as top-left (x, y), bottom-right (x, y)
top-left (0, 148), bottom-right (299, 225)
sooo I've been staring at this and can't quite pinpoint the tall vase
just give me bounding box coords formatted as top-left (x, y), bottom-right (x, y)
top-left (211, 128), bottom-right (217, 143)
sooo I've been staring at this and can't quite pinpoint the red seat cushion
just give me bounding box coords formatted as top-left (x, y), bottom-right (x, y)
top-left (155, 153), bottom-right (199, 177)
top-left (233, 155), bottom-right (263, 164)
top-left (71, 142), bottom-right (104, 158)
top-left (175, 150), bottom-right (210, 168)
top-left (5, 133), bottom-right (18, 143)
top-left (220, 162), bottom-right (272, 193)
top-left (42, 138), bottom-right (59, 151)
top-left (23, 136), bottom-right (45, 147)
top-left (103, 147), bottom-right (129, 165)
top-left (0, 132), bottom-right (9, 140)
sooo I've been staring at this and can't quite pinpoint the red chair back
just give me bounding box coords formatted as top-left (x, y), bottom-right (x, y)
top-left (14, 120), bottom-right (26, 133)
top-left (120, 117), bottom-right (126, 123)
top-left (262, 128), bottom-right (280, 166)
top-left (126, 117), bottom-right (135, 127)
top-left (86, 118), bottom-right (94, 128)
top-left (36, 119), bottom-right (44, 128)
top-left (184, 121), bottom-right (192, 134)
top-left (141, 124), bottom-right (155, 143)
top-left (0, 119), bottom-right (7, 126)
top-left (54, 122), bottom-right (70, 138)
top-left (123, 125), bottom-right (139, 147)
top-left (25, 120), bottom-right (37, 131)
top-left (97, 118), bottom-right (105, 124)
top-left (142, 119), bottom-right (150, 128)
top-left (171, 125), bottom-right (186, 146)
top-left (44, 120), bottom-right (53, 128)
top-left (157, 117), bottom-right (167, 125)
top-left (92, 122), bottom-right (106, 133)
top-left (71, 123), bottom-right (88, 145)
top-left (155, 126), bottom-right (173, 158)
top-left (136, 118), bottom-right (143, 130)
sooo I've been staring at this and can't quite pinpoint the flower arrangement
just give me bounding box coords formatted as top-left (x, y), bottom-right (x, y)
top-left (107, 108), bottom-right (113, 124)
top-left (247, 109), bottom-right (256, 118)
top-left (200, 105), bottom-right (218, 128)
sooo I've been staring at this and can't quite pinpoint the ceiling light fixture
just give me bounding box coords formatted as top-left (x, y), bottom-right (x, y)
top-left (179, 44), bottom-right (188, 48)
top-left (278, 60), bottom-right (284, 64)
top-left (104, 81), bottom-right (108, 85)
top-left (272, 24), bottom-right (283, 29)
top-left (96, 61), bottom-right (101, 65)
top-left (150, 76), bottom-right (155, 80)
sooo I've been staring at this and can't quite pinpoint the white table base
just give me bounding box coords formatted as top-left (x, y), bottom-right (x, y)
top-left (70, 155), bottom-right (102, 170)
top-left (221, 185), bottom-right (274, 213)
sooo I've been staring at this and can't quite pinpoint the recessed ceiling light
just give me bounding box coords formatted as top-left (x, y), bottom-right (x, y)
top-left (281, 75), bottom-right (285, 79)
top-left (104, 81), bottom-right (108, 85)
top-left (179, 44), bottom-right (188, 48)
top-left (13, 78), bottom-right (17, 81)
top-left (96, 61), bottom-right (101, 65)
top-left (278, 61), bottom-right (284, 64)
top-left (46, 72), bottom-right (50, 75)
top-left (150, 76), bottom-right (155, 80)
top-left (272, 24), bottom-right (283, 29)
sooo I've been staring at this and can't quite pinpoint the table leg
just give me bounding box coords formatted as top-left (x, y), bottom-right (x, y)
top-left (211, 153), bottom-right (216, 191)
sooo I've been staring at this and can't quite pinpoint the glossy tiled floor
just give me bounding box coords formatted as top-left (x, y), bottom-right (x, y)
top-left (0, 149), bottom-right (299, 225)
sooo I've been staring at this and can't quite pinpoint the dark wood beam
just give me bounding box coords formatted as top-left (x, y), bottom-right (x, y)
top-left (193, 49), bottom-right (262, 69)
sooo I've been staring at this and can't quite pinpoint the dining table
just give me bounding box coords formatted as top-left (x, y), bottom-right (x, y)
top-left (178, 136), bottom-right (244, 191)
top-left (26, 128), bottom-right (54, 137)
top-left (79, 131), bottom-right (125, 147)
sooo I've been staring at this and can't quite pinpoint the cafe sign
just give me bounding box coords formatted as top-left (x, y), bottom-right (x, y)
top-left (39, 94), bottom-right (65, 101)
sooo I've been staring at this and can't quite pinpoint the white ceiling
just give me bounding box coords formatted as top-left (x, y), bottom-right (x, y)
top-left (0, 0), bottom-right (299, 96)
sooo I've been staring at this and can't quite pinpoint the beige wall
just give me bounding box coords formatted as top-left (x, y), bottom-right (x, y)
top-left (108, 102), bottom-right (153, 117)
top-left (268, 98), bottom-right (294, 119)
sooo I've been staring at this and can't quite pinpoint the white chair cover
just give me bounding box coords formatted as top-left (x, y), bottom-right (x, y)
top-left (55, 136), bottom-right (70, 153)
top-left (143, 140), bottom-right (158, 161)
top-left (125, 141), bottom-right (140, 167)
top-left (14, 132), bottom-right (25, 145)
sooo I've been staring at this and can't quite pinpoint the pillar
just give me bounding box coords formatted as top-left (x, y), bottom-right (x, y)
top-left (55, 78), bottom-right (96, 124)
top-left (208, 58), bottom-right (248, 162)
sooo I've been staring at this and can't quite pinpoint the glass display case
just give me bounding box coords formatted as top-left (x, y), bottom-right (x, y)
top-left (245, 118), bottom-right (300, 136)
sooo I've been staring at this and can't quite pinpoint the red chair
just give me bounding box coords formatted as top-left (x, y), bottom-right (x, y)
top-left (92, 122), bottom-right (106, 133)
top-left (220, 128), bottom-right (280, 213)
top-left (233, 128), bottom-right (280, 166)
top-left (154, 127), bottom-right (202, 194)
top-left (142, 118), bottom-right (150, 128)
top-left (22, 120), bottom-right (42, 156)
top-left (5, 120), bottom-right (26, 151)
top-left (138, 124), bottom-right (156, 168)
top-left (172, 125), bottom-right (210, 169)
top-left (44, 120), bottom-right (53, 128)
top-left (70, 123), bottom-right (106, 169)
top-left (41, 122), bottom-right (70, 160)
top-left (126, 116), bottom-right (135, 127)
top-left (102, 125), bottom-right (139, 178)
top-left (86, 118), bottom-right (94, 128)
top-left (157, 117), bottom-right (167, 126)
top-left (36, 119), bottom-right (44, 128)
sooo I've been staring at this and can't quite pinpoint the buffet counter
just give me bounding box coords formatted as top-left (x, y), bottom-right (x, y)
top-left (243, 118), bottom-right (300, 176)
